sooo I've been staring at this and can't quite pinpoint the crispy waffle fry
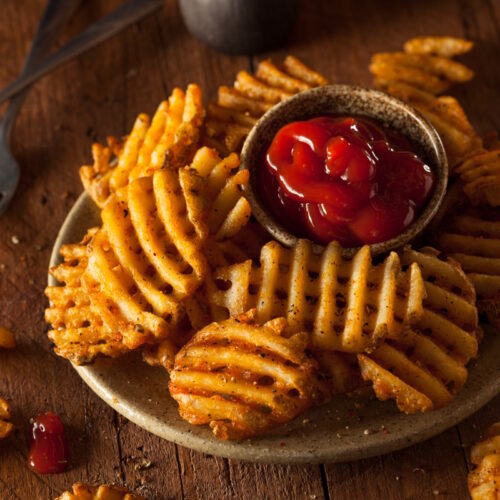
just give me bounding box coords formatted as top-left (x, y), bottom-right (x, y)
top-left (47, 145), bottom-right (251, 363)
top-left (204, 56), bottom-right (328, 154)
top-left (169, 311), bottom-right (319, 440)
top-left (0, 396), bottom-right (13, 439)
top-left (45, 229), bottom-right (169, 363)
top-left (359, 247), bottom-right (479, 413)
top-left (468, 423), bottom-right (500, 500)
top-left (456, 148), bottom-right (500, 206)
top-left (56, 483), bottom-right (144, 500)
top-left (0, 326), bottom-right (15, 349)
top-left (98, 147), bottom-right (250, 302)
top-left (207, 239), bottom-right (425, 354)
top-left (80, 84), bottom-right (203, 207)
top-left (432, 204), bottom-right (500, 327)
top-left (370, 38), bottom-right (482, 168)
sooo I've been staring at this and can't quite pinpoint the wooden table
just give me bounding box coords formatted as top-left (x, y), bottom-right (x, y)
top-left (0, 0), bottom-right (498, 498)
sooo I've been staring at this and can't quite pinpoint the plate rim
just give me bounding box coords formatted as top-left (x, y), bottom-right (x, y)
top-left (48, 191), bottom-right (500, 464)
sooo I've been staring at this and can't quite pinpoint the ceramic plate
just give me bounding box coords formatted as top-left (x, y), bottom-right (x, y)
top-left (48, 192), bottom-right (500, 464)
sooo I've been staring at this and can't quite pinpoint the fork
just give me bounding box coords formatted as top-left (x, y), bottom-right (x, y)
top-left (0, 0), bottom-right (82, 216)
top-left (0, 0), bottom-right (163, 216)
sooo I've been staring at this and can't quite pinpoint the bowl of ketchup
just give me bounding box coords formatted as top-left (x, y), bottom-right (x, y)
top-left (241, 85), bottom-right (448, 256)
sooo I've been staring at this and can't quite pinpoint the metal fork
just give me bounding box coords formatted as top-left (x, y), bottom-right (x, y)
top-left (0, 0), bottom-right (163, 216)
top-left (0, 0), bottom-right (82, 216)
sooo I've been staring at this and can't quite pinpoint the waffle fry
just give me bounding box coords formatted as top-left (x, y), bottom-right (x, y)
top-left (56, 483), bottom-right (144, 500)
top-left (204, 56), bottom-right (328, 154)
top-left (0, 326), bottom-right (15, 349)
top-left (456, 148), bottom-right (500, 206)
top-left (370, 38), bottom-right (482, 168)
top-left (98, 147), bottom-right (250, 303)
top-left (468, 423), bottom-right (500, 500)
top-left (47, 144), bottom-right (251, 363)
top-left (169, 311), bottom-right (319, 440)
top-left (432, 205), bottom-right (500, 327)
top-left (0, 397), bottom-right (13, 439)
top-left (80, 84), bottom-right (203, 207)
top-left (45, 229), bottom-right (169, 363)
top-left (207, 239), bottom-right (425, 354)
top-left (359, 247), bottom-right (479, 413)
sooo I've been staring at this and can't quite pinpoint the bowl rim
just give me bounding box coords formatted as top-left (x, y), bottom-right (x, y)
top-left (240, 84), bottom-right (448, 256)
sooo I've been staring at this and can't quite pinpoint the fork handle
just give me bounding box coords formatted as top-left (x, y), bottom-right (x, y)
top-left (0, 0), bottom-right (162, 107)
top-left (1, 0), bottom-right (82, 136)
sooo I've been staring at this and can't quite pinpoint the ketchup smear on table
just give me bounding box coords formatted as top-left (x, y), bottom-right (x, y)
top-left (28, 412), bottom-right (69, 474)
top-left (258, 116), bottom-right (435, 246)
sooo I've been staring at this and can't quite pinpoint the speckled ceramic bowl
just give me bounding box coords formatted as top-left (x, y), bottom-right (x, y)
top-left (240, 85), bottom-right (448, 256)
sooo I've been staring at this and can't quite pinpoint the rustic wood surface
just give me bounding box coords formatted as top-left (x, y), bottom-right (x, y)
top-left (0, 0), bottom-right (498, 498)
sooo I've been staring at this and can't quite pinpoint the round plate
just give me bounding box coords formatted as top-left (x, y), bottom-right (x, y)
top-left (49, 192), bottom-right (500, 464)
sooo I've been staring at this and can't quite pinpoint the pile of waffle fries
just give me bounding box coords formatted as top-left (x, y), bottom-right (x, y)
top-left (44, 37), bottom-right (498, 441)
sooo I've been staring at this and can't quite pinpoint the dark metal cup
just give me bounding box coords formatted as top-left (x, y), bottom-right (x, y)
top-left (179, 0), bottom-right (299, 55)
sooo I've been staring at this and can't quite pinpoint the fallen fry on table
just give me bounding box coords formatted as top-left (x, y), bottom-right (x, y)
top-left (0, 326), bottom-right (15, 349)
top-left (56, 482), bottom-right (144, 500)
top-left (468, 422), bottom-right (500, 500)
top-left (0, 397), bottom-right (13, 440)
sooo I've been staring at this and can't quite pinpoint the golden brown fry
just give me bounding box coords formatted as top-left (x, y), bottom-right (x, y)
top-left (0, 397), bottom-right (13, 440)
top-left (403, 36), bottom-right (473, 57)
top-left (0, 326), bottom-right (15, 349)
top-left (372, 52), bottom-right (474, 83)
top-left (169, 312), bottom-right (319, 440)
top-left (432, 203), bottom-right (500, 327)
top-left (456, 149), bottom-right (500, 206)
top-left (207, 239), bottom-right (425, 354)
top-left (370, 61), bottom-right (451, 94)
top-left (359, 247), bottom-right (479, 413)
top-left (47, 145), bottom-right (251, 364)
top-left (468, 423), bottom-right (500, 500)
top-left (204, 56), bottom-right (328, 154)
top-left (80, 84), bottom-right (203, 207)
top-left (45, 228), bottom-right (168, 363)
top-left (370, 37), bottom-right (481, 168)
top-left (56, 482), bottom-right (144, 500)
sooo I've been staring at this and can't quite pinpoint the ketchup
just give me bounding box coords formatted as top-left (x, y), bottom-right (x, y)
top-left (28, 412), bottom-right (69, 474)
top-left (258, 116), bottom-right (435, 246)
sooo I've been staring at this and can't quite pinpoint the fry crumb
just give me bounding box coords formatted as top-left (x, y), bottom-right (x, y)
top-left (11, 235), bottom-right (19, 244)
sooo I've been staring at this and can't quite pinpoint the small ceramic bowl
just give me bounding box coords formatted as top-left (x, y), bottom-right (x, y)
top-left (240, 85), bottom-right (448, 257)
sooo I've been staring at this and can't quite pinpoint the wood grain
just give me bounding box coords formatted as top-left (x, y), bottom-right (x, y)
top-left (0, 0), bottom-right (498, 499)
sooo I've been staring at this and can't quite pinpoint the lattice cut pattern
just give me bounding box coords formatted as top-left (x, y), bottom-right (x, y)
top-left (456, 148), bottom-right (500, 207)
top-left (432, 205), bottom-right (500, 328)
top-left (207, 239), bottom-right (425, 354)
top-left (80, 84), bottom-right (203, 207)
top-left (169, 311), bottom-right (319, 440)
top-left (45, 229), bottom-right (170, 364)
top-left (359, 247), bottom-right (479, 413)
top-left (370, 36), bottom-right (482, 168)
